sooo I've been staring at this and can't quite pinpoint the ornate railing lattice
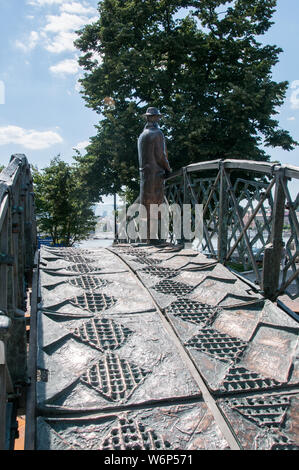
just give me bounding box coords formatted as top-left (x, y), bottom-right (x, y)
top-left (164, 159), bottom-right (299, 300)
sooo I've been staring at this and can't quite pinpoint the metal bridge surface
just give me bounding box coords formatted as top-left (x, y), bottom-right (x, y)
top-left (25, 244), bottom-right (299, 451)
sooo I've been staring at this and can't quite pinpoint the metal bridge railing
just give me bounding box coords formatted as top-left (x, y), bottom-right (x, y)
top-left (165, 159), bottom-right (299, 301)
top-left (0, 154), bottom-right (37, 449)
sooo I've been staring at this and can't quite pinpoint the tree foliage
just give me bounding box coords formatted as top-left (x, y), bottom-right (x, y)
top-left (32, 157), bottom-right (97, 246)
top-left (75, 0), bottom-right (297, 201)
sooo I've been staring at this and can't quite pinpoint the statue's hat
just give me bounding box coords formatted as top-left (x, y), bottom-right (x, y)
top-left (143, 107), bottom-right (162, 117)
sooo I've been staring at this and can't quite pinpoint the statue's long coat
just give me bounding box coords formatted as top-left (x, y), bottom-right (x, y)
top-left (138, 123), bottom-right (171, 206)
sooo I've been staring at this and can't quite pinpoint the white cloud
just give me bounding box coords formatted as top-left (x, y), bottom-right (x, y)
top-left (40, 6), bottom-right (97, 54)
top-left (287, 116), bottom-right (296, 121)
top-left (60, 2), bottom-right (96, 15)
top-left (15, 31), bottom-right (39, 52)
top-left (50, 58), bottom-right (80, 75)
top-left (0, 126), bottom-right (63, 150)
top-left (74, 140), bottom-right (89, 151)
top-left (45, 31), bottom-right (77, 53)
top-left (27, 0), bottom-right (65, 5)
top-left (28, 0), bottom-right (96, 10)
top-left (27, 0), bottom-right (95, 6)
top-left (290, 80), bottom-right (299, 110)
top-left (21, 0), bottom-right (98, 82)
top-left (44, 12), bottom-right (89, 33)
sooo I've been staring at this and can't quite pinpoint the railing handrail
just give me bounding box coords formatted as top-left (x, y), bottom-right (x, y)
top-left (0, 154), bottom-right (37, 450)
top-left (165, 159), bottom-right (299, 179)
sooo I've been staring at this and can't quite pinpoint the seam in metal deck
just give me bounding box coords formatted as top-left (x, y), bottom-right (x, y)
top-left (26, 244), bottom-right (299, 451)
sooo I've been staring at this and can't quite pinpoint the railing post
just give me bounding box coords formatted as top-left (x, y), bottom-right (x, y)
top-left (217, 161), bottom-right (229, 263)
top-left (182, 167), bottom-right (187, 243)
top-left (113, 193), bottom-right (118, 244)
top-left (262, 167), bottom-right (286, 299)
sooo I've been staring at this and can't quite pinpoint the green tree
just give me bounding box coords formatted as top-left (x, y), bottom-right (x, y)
top-left (75, 0), bottom-right (297, 201)
top-left (32, 157), bottom-right (97, 246)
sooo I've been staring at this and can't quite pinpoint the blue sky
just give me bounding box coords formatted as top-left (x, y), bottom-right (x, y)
top-left (0, 0), bottom-right (299, 185)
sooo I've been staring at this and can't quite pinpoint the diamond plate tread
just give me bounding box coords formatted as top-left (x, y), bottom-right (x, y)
top-left (42, 263), bottom-right (103, 276)
top-left (114, 246), bottom-right (299, 390)
top-left (165, 298), bottom-right (219, 328)
top-left (224, 394), bottom-right (291, 428)
top-left (36, 402), bottom-right (230, 450)
top-left (151, 279), bottom-right (194, 297)
top-left (63, 263), bottom-right (103, 274)
top-left (100, 415), bottom-right (169, 450)
top-left (80, 353), bottom-right (149, 402)
top-left (40, 246), bottom-right (127, 274)
top-left (218, 364), bottom-right (284, 394)
top-left (73, 318), bottom-right (133, 352)
top-left (44, 254), bottom-right (95, 264)
top-left (136, 266), bottom-right (179, 288)
top-left (44, 292), bottom-right (117, 315)
top-left (36, 311), bottom-right (200, 409)
top-left (145, 278), bottom-right (197, 310)
top-left (139, 266), bottom-right (178, 278)
top-left (68, 275), bottom-right (112, 290)
top-left (132, 256), bottom-right (162, 264)
top-left (38, 314), bottom-right (133, 352)
top-left (218, 393), bottom-right (299, 450)
top-left (185, 328), bottom-right (248, 362)
top-left (72, 292), bottom-right (116, 313)
top-left (43, 274), bottom-right (112, 291)
top-left (36, 245), bottom-right (299, 450)
top-left (41, 247), bottom-right (94, 257)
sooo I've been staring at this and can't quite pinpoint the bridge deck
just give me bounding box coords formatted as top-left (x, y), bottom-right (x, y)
top-left (29, 244), bottom-right (299, 450)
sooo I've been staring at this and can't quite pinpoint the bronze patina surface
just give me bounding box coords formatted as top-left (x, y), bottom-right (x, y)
top-left (33, 244), bottom-right (299, 450)
top-left (138, 107), bottom-right (171, 241)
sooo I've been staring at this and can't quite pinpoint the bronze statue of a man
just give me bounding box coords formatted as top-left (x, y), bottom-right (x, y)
top-left (138, 107), bottom-right (171, 241)
top-left (138, 107), bottom-right (171, 206)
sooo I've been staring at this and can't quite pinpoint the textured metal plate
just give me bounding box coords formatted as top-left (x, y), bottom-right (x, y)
top-left (218, 393), bottom-right (299, 450)
top-left (139, 266), bottom-right (178, 278)
top-left (100, 415), bottom-right (169, 450)
top-left (80, 353), bottom-right (149, 402)
top-left (36, 402), bottom-right (230, 450)
top-left (152, 279), bottom-right (194, 297)
top-left (73, 318), bottom-right (133, 352)
top-left (185, 328), bottom-right (248, 362)
top-left (68, 275), bottom-right (111, 290)
top-left (165, 299), bottom-right (219, 327)
top-left (35, 245), bottom-right (299, 450)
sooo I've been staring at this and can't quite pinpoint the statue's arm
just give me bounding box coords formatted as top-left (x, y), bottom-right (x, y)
top-left (155, 132), bottom-right (171, 172)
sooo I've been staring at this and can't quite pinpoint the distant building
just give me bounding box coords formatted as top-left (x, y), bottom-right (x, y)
top-left (243, 208), bottom-right (298, 229)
